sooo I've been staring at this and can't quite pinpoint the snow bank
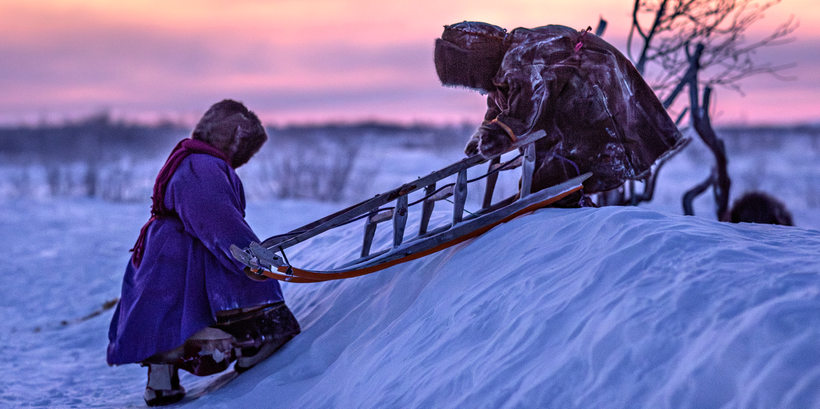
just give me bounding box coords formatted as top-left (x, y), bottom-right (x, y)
top-left (2, 198), bottom-right (818, 408)
top-left (186, 206), bottom-right (820, 409)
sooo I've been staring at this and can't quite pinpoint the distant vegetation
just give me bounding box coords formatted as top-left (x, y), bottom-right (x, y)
top-left (0, 115), bottom-right (471, 202)
top-left (1, 115), bottom-right (818, 210)
top-left (0, 113), bottom-right (187, 164)
top-left (0, 114), bottom-right (187, 201)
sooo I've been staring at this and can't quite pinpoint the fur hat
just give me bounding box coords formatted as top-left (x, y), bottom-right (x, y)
top-left (192, 100), bottom-right (268, 168)
top-left (434, 22), bottom-right (508, 93)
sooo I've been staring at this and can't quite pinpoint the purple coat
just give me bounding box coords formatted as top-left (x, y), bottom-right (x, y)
top-left (107, 153), bottom-right (283, 365)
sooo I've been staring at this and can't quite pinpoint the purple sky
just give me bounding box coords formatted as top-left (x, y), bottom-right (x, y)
top-left (0, 0), bottom-right (817, 127)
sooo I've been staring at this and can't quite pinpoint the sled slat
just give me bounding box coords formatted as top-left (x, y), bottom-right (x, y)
top-left (452, 169), bottom-right (468, 225)
top-left (361, 209), bottom-right (392, 257)
top-left (393, 195), bottom-right (408, 247)
top-left (419, 183), bottom-right (436, 236)
top-left (361, 219), bottom-right (377, 258)
top-left (482, 157), bottom-right (501, 209)
top-left (520, 142), bottom-right (536, 198)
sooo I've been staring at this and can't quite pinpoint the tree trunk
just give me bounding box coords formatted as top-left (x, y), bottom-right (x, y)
top-left (681, 44), bottom-right (732, 220)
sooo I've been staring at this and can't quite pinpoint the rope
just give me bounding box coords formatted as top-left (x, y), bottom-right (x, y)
top-left (554, 154), bottom-right (580, 176)
top-left (467, 153), bottom-right (523, 183)
top-left (552, 154), bottom-right (588, 207)
top-left (490, 119), bottom-right (517, 143)
top-left (575, 26), bottom-right (592, 52)
top-left (445, 198), bottom-right (477, 217)
top-left (278, 246), bottom-right (294, 276)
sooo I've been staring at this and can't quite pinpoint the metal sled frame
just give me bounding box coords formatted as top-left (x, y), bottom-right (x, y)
top-left (231, 130), bottom-right (591, 283)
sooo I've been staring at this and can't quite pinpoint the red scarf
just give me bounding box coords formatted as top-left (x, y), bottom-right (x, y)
top-left (130, 139), bottom-right (230, 267)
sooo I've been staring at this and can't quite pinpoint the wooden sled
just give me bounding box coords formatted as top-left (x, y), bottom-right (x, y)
top-left (231, 130), bottom-right (591, 283)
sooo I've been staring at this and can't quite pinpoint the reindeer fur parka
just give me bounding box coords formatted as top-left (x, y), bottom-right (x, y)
top-left (435, 22), bottom-right (683, 195)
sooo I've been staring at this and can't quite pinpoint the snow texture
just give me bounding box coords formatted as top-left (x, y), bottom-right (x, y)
top-left (1, 126), bottom-right (819, 407)
top-left (2, 194), bottom-right (819, 408)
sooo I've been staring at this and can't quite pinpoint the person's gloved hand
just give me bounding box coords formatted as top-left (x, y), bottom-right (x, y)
top-left (464, 133), bottom-right (480, 156)
top-left (463, 120), bottom-right (513, 158)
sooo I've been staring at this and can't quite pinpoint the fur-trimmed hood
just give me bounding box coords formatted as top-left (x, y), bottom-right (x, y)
top-left (434, 21), bottom-right (508, 93)
top-left (192, 100), bottom-right (267, 168)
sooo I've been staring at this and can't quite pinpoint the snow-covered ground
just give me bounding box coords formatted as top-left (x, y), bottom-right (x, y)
top-left (2, 198), bottom-right (819, 408)
top-left (1, 128), bottom-right (820, 408)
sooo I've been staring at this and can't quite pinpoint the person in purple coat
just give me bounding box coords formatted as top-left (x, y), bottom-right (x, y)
top-left (107, 100), bottom-right (300, 406)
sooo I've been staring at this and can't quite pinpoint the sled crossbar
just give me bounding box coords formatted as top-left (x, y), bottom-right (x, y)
top-left (231, 130), bottom-right (592, 282)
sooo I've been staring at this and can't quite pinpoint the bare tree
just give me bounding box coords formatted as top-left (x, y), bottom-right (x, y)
top-left (622, 0), bottom-right (797, 219)
top-left (628, 0), bottom-right (797, 101)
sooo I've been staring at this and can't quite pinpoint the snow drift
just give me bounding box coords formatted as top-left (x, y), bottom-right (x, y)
top-left (186, 205), bottom-right (820, 409)
top-left (3, 198), bottom-right (819, 408)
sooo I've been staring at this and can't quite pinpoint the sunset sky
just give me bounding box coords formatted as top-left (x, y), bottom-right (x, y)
top-left (0, 0), bottom-right (817, 126)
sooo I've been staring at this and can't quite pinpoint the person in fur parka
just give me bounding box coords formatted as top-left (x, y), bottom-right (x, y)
top-left (107, 100), bottom-right (300, 406)
top-left (435, 22), bottom-right (683, 202)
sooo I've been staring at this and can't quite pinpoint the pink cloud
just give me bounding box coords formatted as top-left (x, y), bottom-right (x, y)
top-left (0, 0), bottom-right (818, 125)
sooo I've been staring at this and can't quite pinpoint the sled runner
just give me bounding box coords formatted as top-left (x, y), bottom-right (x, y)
top-left (231, 130), bottom-right (591, 283)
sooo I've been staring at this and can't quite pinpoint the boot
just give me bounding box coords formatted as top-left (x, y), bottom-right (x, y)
top-left (143, 327), bottom-right (236, 377)
top-left (216, 302), bottom-right (300, 372)
top-left (177, 327), bottom-right (235, 376)
top-left (143, 363), bottom-right (185, 406)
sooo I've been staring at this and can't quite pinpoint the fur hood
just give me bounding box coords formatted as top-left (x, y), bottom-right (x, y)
top-left (434, 21), bottom-right (508, 93)
top-left (192, 100), bottom-right (268, 168)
